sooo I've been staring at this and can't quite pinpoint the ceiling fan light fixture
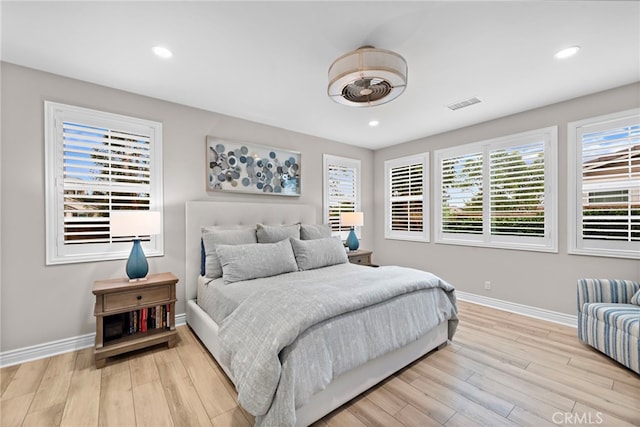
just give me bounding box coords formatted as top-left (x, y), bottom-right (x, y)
top-left (328, 46), bottom-right (407, 107)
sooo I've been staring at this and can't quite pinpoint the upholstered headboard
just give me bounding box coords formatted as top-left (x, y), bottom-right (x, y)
top-left (185, 201), bottom-right (316, 301)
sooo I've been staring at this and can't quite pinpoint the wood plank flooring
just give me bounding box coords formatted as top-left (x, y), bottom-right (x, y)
top-left (1, 300), bottom-right (638, 426)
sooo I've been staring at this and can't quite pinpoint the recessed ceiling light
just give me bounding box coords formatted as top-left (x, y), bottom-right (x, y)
top-left (554, 46), bottom-right (580, 59)
top-left (369, 120), bottom-right (379, 127)
top-left (152, 46), bottom-right (173, 59)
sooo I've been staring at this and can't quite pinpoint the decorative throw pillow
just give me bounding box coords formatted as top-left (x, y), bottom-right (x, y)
top-left (300, 223), bottom-right (332, 240)
top-left (290, 237), bottom-right (348, 271)
top-left (216, 239), bottom-right (298, 284)
top-left (631, 289), bottom-right (640, 306)
top-left (256, 223), bottom-right (301, 243)
top-left (202, 227), bottom-right (257, 278)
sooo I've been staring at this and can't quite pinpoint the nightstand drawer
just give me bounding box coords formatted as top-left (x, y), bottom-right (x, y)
top-left (103, 285), bottom-right (170, 312)
top-left (349, 254), bottom-right (370, 265)
top-left (347, 249), bottom-right (373, 266)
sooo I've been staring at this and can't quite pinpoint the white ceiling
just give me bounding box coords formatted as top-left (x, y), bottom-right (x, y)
top-left (2, 1), bottom-right (639, 150)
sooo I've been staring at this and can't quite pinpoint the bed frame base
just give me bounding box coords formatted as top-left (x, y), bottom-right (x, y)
top-left (187, 299), bottom-right (448, 426)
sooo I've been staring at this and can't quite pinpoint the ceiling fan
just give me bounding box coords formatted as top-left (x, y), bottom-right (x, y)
top-left (327, 46), bottom-right (408, 107)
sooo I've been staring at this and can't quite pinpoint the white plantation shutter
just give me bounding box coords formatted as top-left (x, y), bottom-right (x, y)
top-left (490, 141), bottom-right (545, 238)
top-left (385, 153), bottom-right (429, 241)
top-left (62, 122), bottom-right (151, 244)
top-left (323, 155), bottom-right (361, 237)
top-left (441, 152), bottom-right (483, 235)
top-left (45, 102), bottom-right (164, 264)
top-left (436, 127), bottom-right (557, 252)
top-left (569, 110), bottom-right (640, 258)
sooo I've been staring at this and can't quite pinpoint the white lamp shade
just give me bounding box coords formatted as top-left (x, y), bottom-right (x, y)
top-left (110, 211), bottom-right (161, 237)
top-left (340, 212), bottom-right (364, 227)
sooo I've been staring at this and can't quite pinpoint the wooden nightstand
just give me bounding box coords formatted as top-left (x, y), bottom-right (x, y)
top-left (93, 272), bottom-right (178, 368)
top-left (347, 249), bottom-right (373, 266)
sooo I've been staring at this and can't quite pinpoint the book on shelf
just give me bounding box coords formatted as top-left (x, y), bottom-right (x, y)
top-left (141, 308), bottom-right (147, 333)
top-left (103, 304), bottom-right (171, 341)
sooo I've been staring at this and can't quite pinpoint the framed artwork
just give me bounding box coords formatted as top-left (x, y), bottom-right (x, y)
top-left (206, 136), bottom-right (301, 196)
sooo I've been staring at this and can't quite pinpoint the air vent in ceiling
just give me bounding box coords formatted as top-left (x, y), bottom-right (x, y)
top-left (447, 97), bottom-right (482, 111)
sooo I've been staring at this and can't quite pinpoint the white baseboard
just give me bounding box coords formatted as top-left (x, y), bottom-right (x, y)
top-left (0, 313), bottom-right (187, 368)
top-left (456, 291), bottom-right (577, 328)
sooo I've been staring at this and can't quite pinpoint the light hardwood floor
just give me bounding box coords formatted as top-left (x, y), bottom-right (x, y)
top-left (1, 301), bottom-right (639, 426)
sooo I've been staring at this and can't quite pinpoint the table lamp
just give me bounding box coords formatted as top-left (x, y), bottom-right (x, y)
top-left (340, 212), bottom-right (363, 251)
top-left (110, 211), bottom-right (161, 281)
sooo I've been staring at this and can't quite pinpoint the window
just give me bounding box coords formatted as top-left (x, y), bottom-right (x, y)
top-left (384, 153), bottom-right (429, 242)
top-left (45, 102), bottom-right (163, 264)
top-left (568, 109), bottom-right (639, 259)
top-left (323, 154), bottom-right (361, 239)
top-left (435, 127), bottom-right (557, 252)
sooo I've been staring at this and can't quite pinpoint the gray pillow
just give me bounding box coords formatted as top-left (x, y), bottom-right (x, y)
top-left (202, 227), bottom-right (257, 278)
top-left (256, 223), bottom-right (300, 243)
top-left (216, 239), bottom-right (298, 284)
top-left (290, 237), bottom-right (348, 271)
top-left (300, 223), bottom-right (332, 240)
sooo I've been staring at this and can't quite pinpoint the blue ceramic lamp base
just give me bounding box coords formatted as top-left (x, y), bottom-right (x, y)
top-left (126, 239), bottom-right (149, 281)
top-left (345, 227), bottom-right (359, 251)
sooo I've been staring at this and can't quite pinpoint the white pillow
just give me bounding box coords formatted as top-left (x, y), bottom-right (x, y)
top-left (290, 237), bottom-right (348, 271)
top-left (631, 289), bottom-right (640, 306)
top-left (216, 239), bottom-right (298, 284)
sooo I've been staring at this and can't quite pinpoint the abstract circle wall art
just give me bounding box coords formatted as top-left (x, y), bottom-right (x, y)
top-left (206, 136), bottom-right (301, 196)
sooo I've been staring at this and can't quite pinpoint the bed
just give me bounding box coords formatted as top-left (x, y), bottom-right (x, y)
top-left (185, 201), bottom-right (458, 426)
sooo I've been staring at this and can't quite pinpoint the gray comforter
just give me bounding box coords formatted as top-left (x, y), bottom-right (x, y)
top-left (218, 265), bottom-right (458, 426)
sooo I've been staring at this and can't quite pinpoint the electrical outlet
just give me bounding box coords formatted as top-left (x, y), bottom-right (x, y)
top-left (484, 281), bottom-right (492, 290)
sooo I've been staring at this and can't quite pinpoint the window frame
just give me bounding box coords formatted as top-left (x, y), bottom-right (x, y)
top-left (384, 153), bottom-right (430, 242)
top-left (44, 101), bottom-right (164, 265)
top-left (568, 109), bottom-right (640, 259)
top-left (434, 126), bottom-right (558, 252)
top-left (323, 154), bottom-right (362, 240)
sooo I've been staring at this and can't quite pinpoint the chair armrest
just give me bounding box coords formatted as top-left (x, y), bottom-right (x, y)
top-left (577, 279), bottom-right (640, 311)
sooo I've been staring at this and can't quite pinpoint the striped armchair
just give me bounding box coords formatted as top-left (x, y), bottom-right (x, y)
top-left (577, 279), bottom-right (640, 374)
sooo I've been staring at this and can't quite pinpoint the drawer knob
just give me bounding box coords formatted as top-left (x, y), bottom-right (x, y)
top-left (136, 295), bottom-right (142, 300)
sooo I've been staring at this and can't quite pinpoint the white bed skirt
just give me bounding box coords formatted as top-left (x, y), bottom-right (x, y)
top-left (186, 299), bottom-right (448, 426)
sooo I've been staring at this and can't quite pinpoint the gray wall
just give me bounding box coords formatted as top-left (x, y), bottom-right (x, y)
top-left (373, 82), bottom-right (640, 316)
top-left (0, 62), bottom-right (374, 352)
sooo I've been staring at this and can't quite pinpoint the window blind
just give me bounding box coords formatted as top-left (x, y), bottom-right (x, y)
top-left (490, 141), bottom-right (545, 237)
top-left (441, 152), bottom-right (483, 234)
top-left (436, 126), bottom-right (557, 252)
top-left (580, 123), bottom-right (639, 243)
top-left (62, 121), bottom-right (152, 245)
top-left (326, 163), bottom-right (357, 232)
top-left (323, 155), bottom-right (361, 235)
top-left (384, 153), bottom-right (429, 242)
top-left (390, 162), bottom-right (424, 232)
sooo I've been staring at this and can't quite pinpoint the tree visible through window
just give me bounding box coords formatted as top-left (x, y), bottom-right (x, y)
top-left (441, 152), bottom-right (483, 235)
top-left (490, 144), bottom-right (545, 237)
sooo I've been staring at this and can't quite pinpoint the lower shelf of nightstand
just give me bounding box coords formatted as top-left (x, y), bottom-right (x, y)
top-left (95, 328), bottom-right (176, 366)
